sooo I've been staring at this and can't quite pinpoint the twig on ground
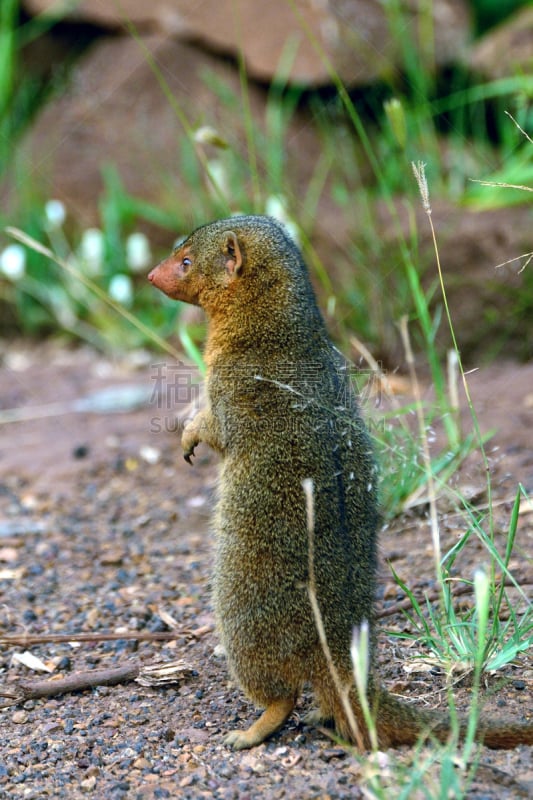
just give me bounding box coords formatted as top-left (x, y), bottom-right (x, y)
top-left (0, 626), bottom-right (212, 648)
top-left (0, 659), bottom-right (195, 708)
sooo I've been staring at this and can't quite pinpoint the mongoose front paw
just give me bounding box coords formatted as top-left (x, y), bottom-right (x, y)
top-left (224, 729), bottom-right (259, 750)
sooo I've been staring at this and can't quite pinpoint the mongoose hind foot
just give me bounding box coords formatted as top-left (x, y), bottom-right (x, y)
top-left (225, 698), bottom-right (295, 750)
top-left (302, 708), bottom-right (334, 727)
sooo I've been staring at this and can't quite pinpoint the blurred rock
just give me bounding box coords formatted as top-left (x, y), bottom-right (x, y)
top-left (11, 34), bottom-right (321, 232)
top-left (23, 0), bottom-right (472, 87)
top-left (372, 199), bottom-right (533, 360)
top-left (469, 6), bottom-right (533, 80)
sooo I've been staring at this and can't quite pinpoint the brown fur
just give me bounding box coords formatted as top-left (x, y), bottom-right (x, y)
top-left (148, 215), bottom-right (533, 750)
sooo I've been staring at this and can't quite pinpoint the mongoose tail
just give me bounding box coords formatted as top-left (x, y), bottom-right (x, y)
top-left (326, 681), bottom-right (533, 750)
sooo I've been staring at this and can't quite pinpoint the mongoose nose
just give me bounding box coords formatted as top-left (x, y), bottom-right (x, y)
top-left (147, 269), bottom-right (155, 282)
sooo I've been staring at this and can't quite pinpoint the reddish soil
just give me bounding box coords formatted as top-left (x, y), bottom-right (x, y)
top-left (0, 343), bottom-right (531, 799)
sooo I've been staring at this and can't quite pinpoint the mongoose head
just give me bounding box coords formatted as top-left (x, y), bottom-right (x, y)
top-left (148, 215), bottom-right (307, 317)
top-left (147, 227), bottom-right (242, 307)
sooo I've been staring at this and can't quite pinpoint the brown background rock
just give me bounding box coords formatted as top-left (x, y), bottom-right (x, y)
top-left (469, 5), bottom-right (533, 80)
top-left (372, 200), bottom-right (533, 360)
top-left (12, 0), bottom-right (474, 232)
top-left (14, 33), bottom-right (323, 231)
top-left (307, 195), bottom-right (533, 361)
top-left (23, 0), bottom-right (472, 87)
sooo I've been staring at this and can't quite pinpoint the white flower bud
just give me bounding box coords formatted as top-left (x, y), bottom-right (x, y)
top-left (109, 274), bottom-right (133, 306)
top-left (126, 232), bottom-right (151, 272)
top-left (79, 228), bottom-right (105, 275)
top-left (0, 244), bottom-right (26, 280)
top-left (194, 126), bottom-right (228, 149)
top-left (44, 199), bottom-right (66, 229)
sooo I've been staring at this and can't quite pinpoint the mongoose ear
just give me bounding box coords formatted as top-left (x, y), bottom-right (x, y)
top-left (222, 231), bottom-right (243, 276)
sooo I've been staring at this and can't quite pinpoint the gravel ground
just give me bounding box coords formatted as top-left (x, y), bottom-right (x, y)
top-left (0, 344), bottom-right (531, 799)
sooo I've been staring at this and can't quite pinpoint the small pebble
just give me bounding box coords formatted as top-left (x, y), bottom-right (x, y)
top-left (139, 445), bottom-right (161, 464)
top-left (132, 757), bottom-right (151, 770)
top-left (320, 748), bottom-right (347, 762)
top-left (85, 767), bottom-right (100, 778)
top-left (99, 549), bottom-right (125, 566)
top-left (80, 775), bottom-right (97, 793)
top-left (73, 444), bottom-right (90, 459)
top-left (383, 582), bottom-right (400, 600)
top-left (40, 722), bottom-right (63, 734)
top-left (12, 710), bottom-right (28, 724)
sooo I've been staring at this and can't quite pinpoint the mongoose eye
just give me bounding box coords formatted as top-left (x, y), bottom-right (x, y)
top-left (181, 257), bottom-right (191, 272)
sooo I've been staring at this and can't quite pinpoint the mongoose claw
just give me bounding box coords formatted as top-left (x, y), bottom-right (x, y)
top-left (183, 448), bottom-right (195, 465)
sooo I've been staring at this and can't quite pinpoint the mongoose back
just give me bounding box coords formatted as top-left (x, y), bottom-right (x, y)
top-left (148, 215), bottom-right (533, 750)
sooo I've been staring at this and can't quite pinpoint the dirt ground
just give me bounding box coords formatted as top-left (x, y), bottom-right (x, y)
top-left (0, 342), bottom-right (531, 799)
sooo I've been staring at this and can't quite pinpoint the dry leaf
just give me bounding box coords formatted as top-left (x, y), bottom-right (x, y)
top-left (402, 658), bottom-right (438, 674)
top-left (135, 659), bottom-right (195, 687)
top-left (12, 651), bottom-right (54, 673)
top-left (156, 607), bottom-right (181, 630)
top-left (518, 498), bottom-right (533, 516)
top-left (0, 567), bottom-right (24, 580)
